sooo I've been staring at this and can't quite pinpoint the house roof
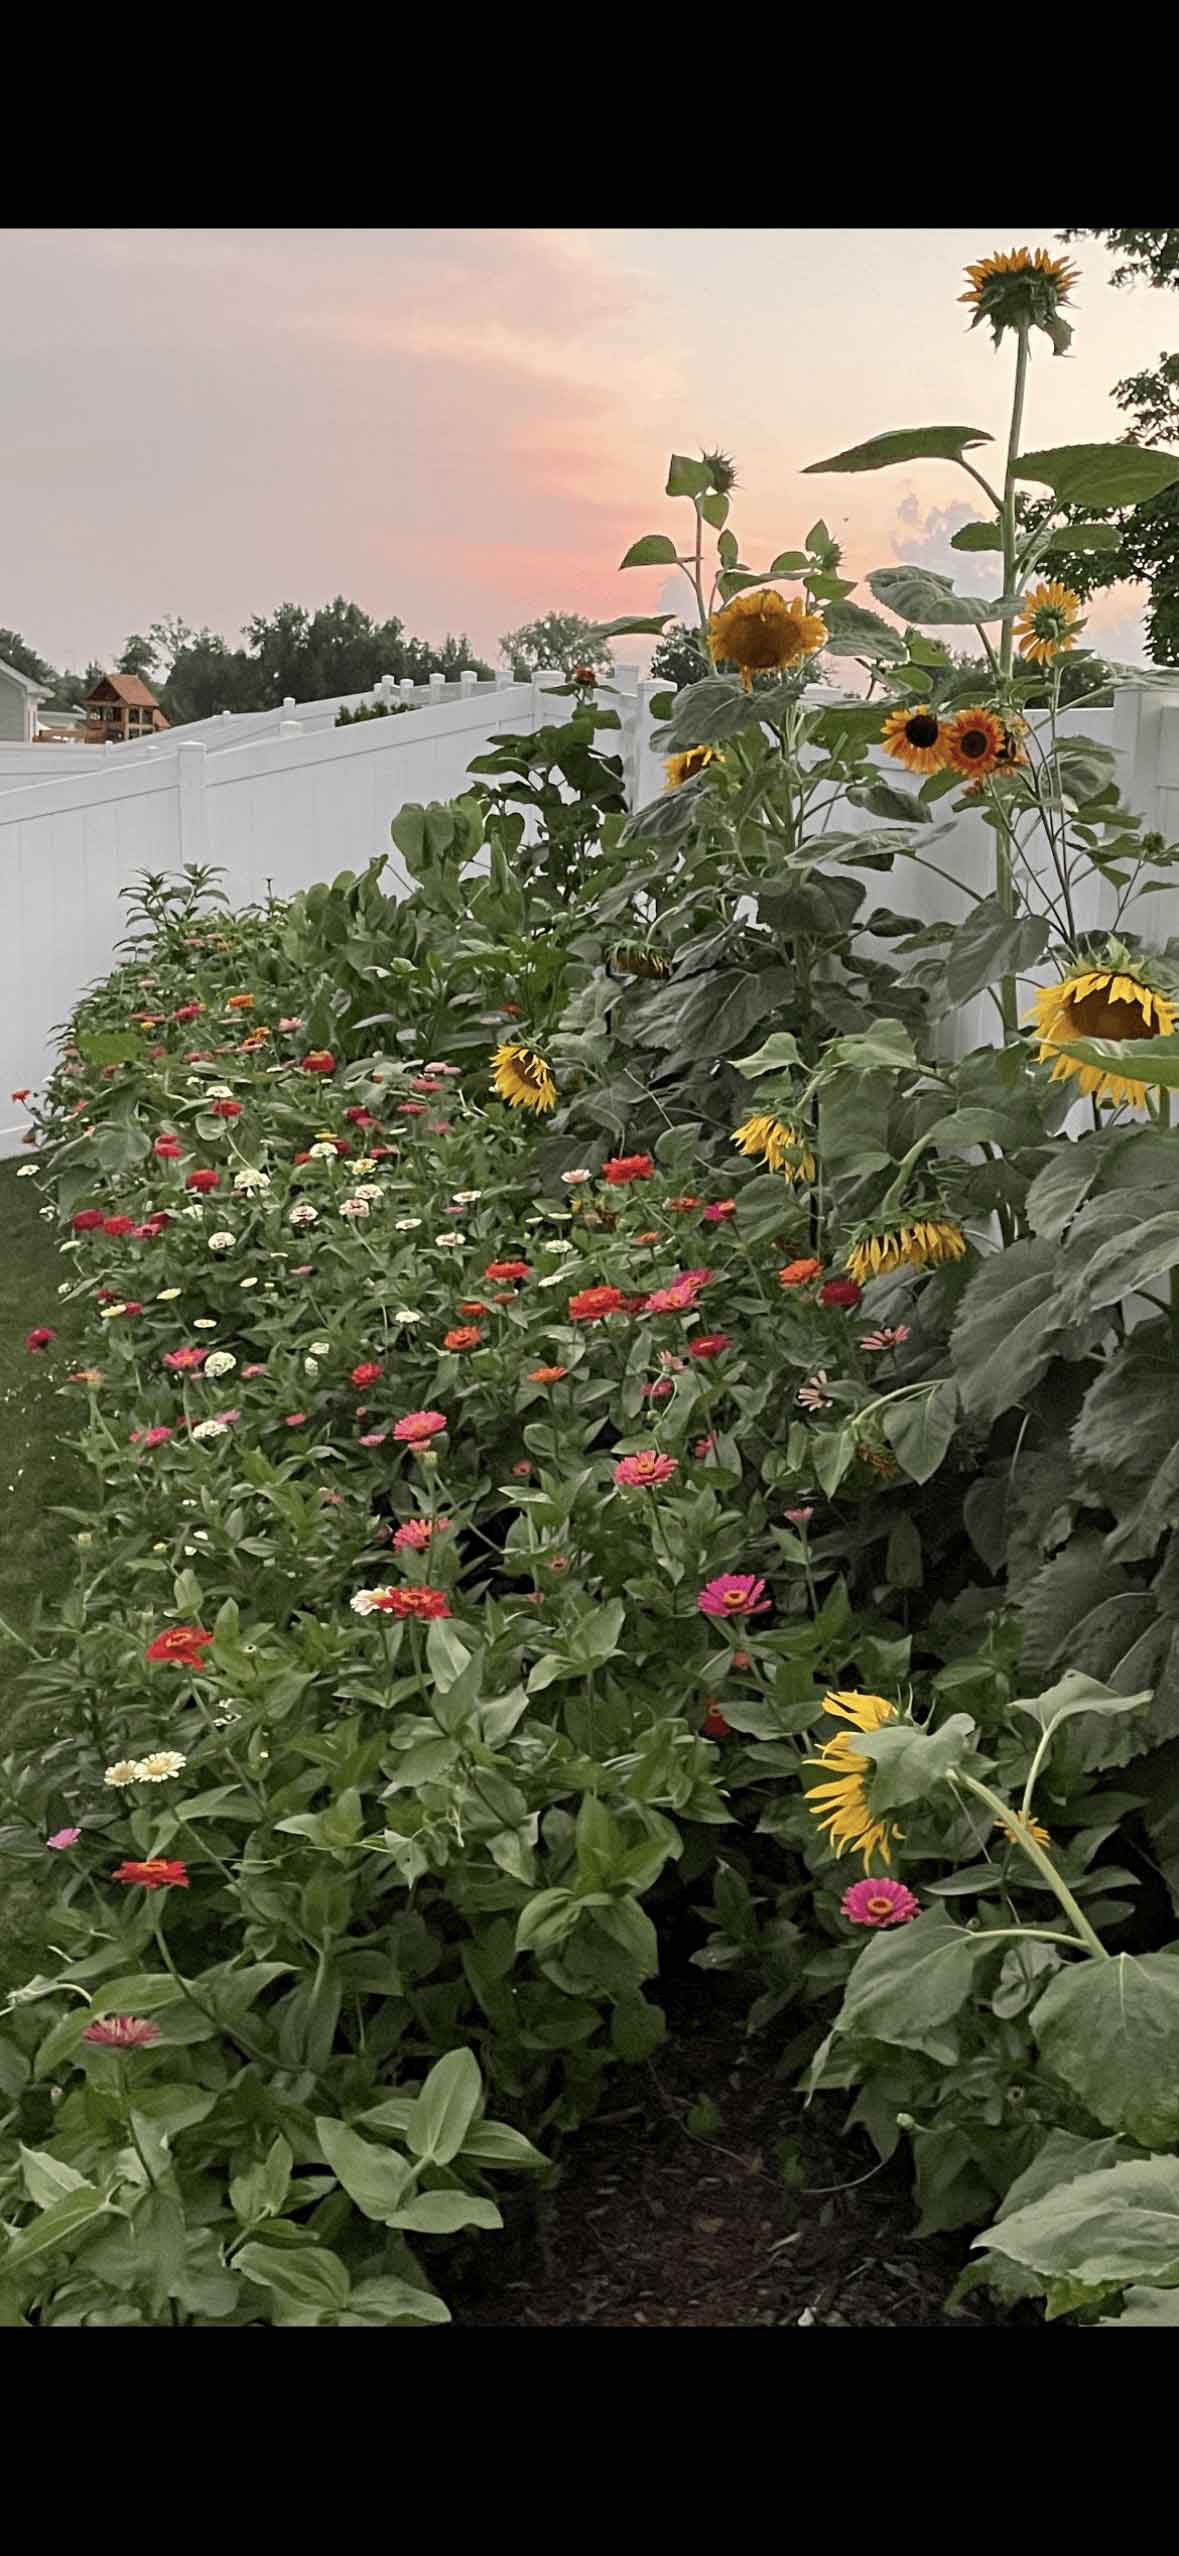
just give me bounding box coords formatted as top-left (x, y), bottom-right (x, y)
top-left (0, 656), bottom-right (49, 700)
top-left (85, 671), bottom-right (161, 708)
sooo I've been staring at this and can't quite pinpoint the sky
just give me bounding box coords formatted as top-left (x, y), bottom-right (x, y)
top-left (0, 226), bottom-right (1170, 677)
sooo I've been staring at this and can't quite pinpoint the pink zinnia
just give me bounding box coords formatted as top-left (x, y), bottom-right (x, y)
top-left (861, 1325), bottom-right (911, 1352)
top-left (694, 1434), bottom-right (716, 1458)
top-left (163, 1345), bottom-right (207, 1372)
top-left (702, 1201), bottom-right (735, 1223)
top-left (47, 1826), bottom-right (81, 1851)
top-left (393, 1517), bottom-right (448, 1550)
top-left (645, 1272), bottom-right (710, 1313)
top-left (358, 1430), bottom-right (388, 1447)
top-left (614, 1450), bottom-right (679, 1488)
top-left (393, 1410), bottom-right (447, 1444)
top-left (697, 1574), bottom-right (770, 1618)
top-left (785, 1505), bottom-right (814, 1528)
top-left (139, 1425), bottom-right (174, 1449)
top-left (841, 1877), bottom-right (919, 1928)
top-left (82, 2015), bottom-right (162, 2048)
top-left (284, 1412), bottom-right (308, 1428)
top-left (689, 1333), bottom-right (730, 1360)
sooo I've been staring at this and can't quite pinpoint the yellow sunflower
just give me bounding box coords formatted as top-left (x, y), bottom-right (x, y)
top-left (996, 1813), bottom-right (1052, 1850)
top-left (664, 747), bottom-right (719, 790)
top-left (961, 247), bottom-right (1079, 308)
top-left (708, 590), bottom-right (827, 692)
top-left (1027, 967), bottom-right (1177, 1109)
top-left (880, 704), bottom-right (951, 775)
top-left (805, 1690), bottom-right (902, 1869)
top-left (846, 1218), bottom-right (968, 1287)
top-left (732, 1113), bottom-right (816, 1183)
top-left (490, 1041), bottom-right (557, 1113)
top-left (1014, 581), bottom-right (1083, 665)
top-left (945, 705), bottom-right (1007, 781)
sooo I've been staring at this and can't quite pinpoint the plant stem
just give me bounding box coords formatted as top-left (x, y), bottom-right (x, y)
top-left (954, 1771), bottom-right (1108, 1959)
top-left (994, 321), bottom-right (1031, 1036)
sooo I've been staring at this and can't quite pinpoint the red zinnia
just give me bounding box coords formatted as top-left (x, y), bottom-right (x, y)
top-left (301, 1050), bottom-right (336, 1074)
top-left (185, 1168), bottom-right (220, 1193)
top-left (393, 1409), bottom-right (448, 1444)
top-left (145, 1624), bottom-right (213, 1669)
top-left (602, 1154), bottom-right (655, 1185)
top-left (212, 1098), bottom-right (242, 1119)
top-left (344, 1107), bottom-right (377, 1126)
top-left (702, 1703), bottom-right (731, 1740)
top-left (351, 1361), bottom-right (383, 1388)
top-left (154, 1135), bottom-right (183, 1160)
top-left (163, 1345), bottom-right (207, 1371)
top-left (484, 1260), bottom-right (532, 1281)
top-left (702, 1200), bottom-right (735, 1223)
top-left (103, 1215), bottom-right (135, 1237)
top-left (25, 1327), bottom-right (55, 1352)
top-left (690, 1333), bottom-right (731, 1359)
top-left (112, 1859), bottom-right (189, 1891)
top-left (375, 1587), bottom-right (452, 1619)
top-left (568, 1285), bottom-right (626, 1322)
top-left (174, 1003), bottom-right (204, 1024)
top-left (819, 1278), bottom-right (862, 1311)
top-left (444, 1326), bottom-right (483, 1351)
top-left (72, 1208), bottom-right (105, 1231)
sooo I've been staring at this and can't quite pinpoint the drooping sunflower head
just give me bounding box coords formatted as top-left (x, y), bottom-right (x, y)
top-left (732, 1112), bottom-right (816, 1184)
top-left (945, 704), bottom-right (1007, 781)
top-left (708, 590), bottom-right (827, 691)
top-left (490, 1041), bottom-right (557, 1114)
top-left (664, 746), bottom-right (720, 791)
top-left (846, 1215), bottom-right (968, 1289)
top-left (880, 703), bottom-right (951, 775)
top-left (805, 1689), bottom-right (902, 1870)
top-left (960, 247), bottom-right (1079, 349)
top-left (609, 943), bottom-right (673, 980)
top-left (1014, 581), bottom-right (1083, 665)
top-left (1027, 965), bottom-right (1177, 1109)
top-left (701, 447), bottom-right (739, 497)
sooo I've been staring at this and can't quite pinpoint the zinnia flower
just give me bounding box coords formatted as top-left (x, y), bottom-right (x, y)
top-left (47, 1826), bottom-right (81, 1850)
top-left (996, 1813), bottom-right (1052, 1849)
top-left (665, 747), bottom-right (719, 789)
top-left (163, 1345), bottom-right (207, 1371)
top-left (702, 1703), bottom-right (731, 1740)
top-left (1014, 581), bottom-right (1082, 665)
top-left (204, 1350), bottom-right (236, 1379)
top-left (71, 1209), bottom-right (106, 1231)
top-left (841, 1877), bottom-right (919, 1926)
top-left (818, 1277), bottom-right (863, 1309)
top-left (112, 1858), bottom-right (189, 1891)
top-left (444, 1326), bottom-right (483, 1351)
top-left (601, 1154), bottom-right (655, 1185)
top-left (1027, 965), bottom-right (1177, 1108)
top-left (484, 1260), bottom-right (531, 1281)
top-left (644, 1270), bottom-right (711, 1313)
top-left (370, 1586), bottom-right (451, 1619)
top-left (945, 705), bottom-right (1007, 781)
top-left (393, 1409), bottom-right (447, 1443)
top-left (697, 1574), bottom-right (770, 1618)
top-left (731, 1116), bottom-right (815, 1182)
top-left (392, 1518), bottom-right (447, 1550)
top-left (301, 1049), bottom-right (336, 1073)
top-left (103, 1215), bottom-right (135, 1237)
top-left (185, 1168), bottom-right (220, 1193)
top-left (701, 1201), bottom-right (735, 1223)
top-left (154, 1136), bottom-right (183, 1161)
top-left (881, 705), bottom-right (951, 775)
top-left (490, 1041), bottom-right (557, 1113)
top-left (351, 1361), bottom-right (383, 1388)
top-left (614, 1450), bottom-right (680, 1488)
top-left (82, 2015), bottom-right (162, 2048)
top-left (24, 1327), bottom-right (55, 1352)
top-left (144, 1625), bottom-right (213, 1669)
top-left (211, 1097), bottom-right (242, 1119)
top-left (846, 1221), bottom-right (966, 1287)
top-left (136, 1751), bottom-right (188, 1784)
top-left (104, 1760), bottom-right (143, 1789)
top-left (689, 1333), bottom-right (730, 1359)
top-left (708, 589), bottom-right (826, 691)
top-left (805, 1691), bottom-right (901, 1869)
top-left (779, 1257), bottom-right (821, 1288)
top-left (568, 1285), bottom-right (626, 1322)
top-left (529, 1364), bottom-right (569, 1384)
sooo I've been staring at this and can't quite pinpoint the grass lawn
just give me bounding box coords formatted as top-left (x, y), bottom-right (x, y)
top-left (0, 1159), bottom-right (86, 1984)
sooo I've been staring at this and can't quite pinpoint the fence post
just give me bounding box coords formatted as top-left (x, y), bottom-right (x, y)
top-left (494, 671), bottom-right (513, 692)
top-left (376, 675), bottom-right (397, 707)
top-left (429, 674), bottom-right (446, 704)
top-left (279, 717), bottom-right (302, 739)
top-left (459, 668), bottom-right (478, 697)
top-left (176, 740), bottom-right (209, 864)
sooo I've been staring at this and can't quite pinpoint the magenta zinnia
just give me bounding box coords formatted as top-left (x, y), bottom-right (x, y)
top-left (841, 1877), bottom-right (919, 1927)
top-left (697, 1573), bottom-right (769, 1618)
top-left (82, 2014), bottom-right (162, 2049)
top-left (614, 1451), bottom-right (679, 1488)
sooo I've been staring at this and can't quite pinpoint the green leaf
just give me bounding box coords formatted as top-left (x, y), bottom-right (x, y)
top-left (76, 1030), bottom-right (145, 1067)
top-left (803, 426), bottom-right (994, 475)
top-left (1014, 443), bottom-right (1179, 508)
top-left (19, 2147), bottom-right (91, 2209)
top-left (460, 2120), bottom-right (547, 2171)
top-left (666, 454), bottom-right (713, 498)
top-left (657, 677), bottom-right (770, 749)
top-left (236, 2241), bottom-right (351, 2316)
top-left (834, 1908), bottom-right (987, 2063)
top-left (343, 2276), bottom-right (451, 2326)
top-left (619, 534), bottom-right (681, 570)
top-left (944, 900), bottom-right (1049, 1006)
top-left (1101, 2285), bottom-right (1179, 2326)
top-left (950, 521), bottom-right (1003, 551)
top-left (387, 2191), bottom-right (503, 2234)
top-left (882, 1380), bottom-right (960, 1484)
top-left (610, 1994), bottom-right (667, 2061)
top-left (314, 2116), bottom-right (414, 2223)
top-left (404, 2048), bottom-right (482, 2166)
top-left (950, 1235), bottom-right (1070, 1423)
top-left (1055, 1032), bottom-right (1179, 1096)
top-left (767, 550), bottom-right (809, 573)
top-left (867, 567), bottom-right (1018, 628)
top-left (820, 602), bottom-right (907, 664)
top-left (0, 2183), bottom-right (111, 2274)
top-left (732, 1029), bottom-right (802, 1078)
top-left (1010, 1671), bottom-right (1152, 1738)
top-left (588, 616), bottom-right (673, 642)
top-left (818, 1019), bottom-right (917, 1076)
top-left (1060, 1207), bottom-right (1179, 1317)
top-left (1043, 523), bottom-right (1122, 555)
top-left (846, 1712), bottom-right (977, 1809)
top-left (976, 2158), bottom-right (1179, 2288)
top-left (1032, 1953), bottom-right (1179, 2148)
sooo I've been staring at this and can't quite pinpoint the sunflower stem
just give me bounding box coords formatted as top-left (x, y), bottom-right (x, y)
top-left (994, 321), bottom-right (1032, 1038)
top-left (954, 1771), bottom-right (1108, 1960)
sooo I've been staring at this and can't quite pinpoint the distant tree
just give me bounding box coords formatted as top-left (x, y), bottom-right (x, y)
top-left (116, 633), bottom-right (159, 680)
top-left (148, 618), bottom-right (196, 676)
top-left (648, 621), bottom-right (711, 691)
top-left (499, 612), bottom-right (614, 681)
top-left (0, 628), bottom-right (55, 686)
top-left (1043, 230), bottom-right (1179, 663)
top-left (1061, 229), bottom-right (1179, 291)
top-left (159, 631), bottom-right (257, 725)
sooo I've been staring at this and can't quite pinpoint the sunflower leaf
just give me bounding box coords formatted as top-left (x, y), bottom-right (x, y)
top-left (944, 900), bottom-right (1049, 1006)
top-left (845, 1714), bottom-right (978, 1809)
top-left (820, 602), bottom-right (907, 663)
top-left (656, 677), bottom-right (770, 750)
top-left (1043, 523), bottom-right (1122, 555)
top-left (803, 426), bottom-right (994, 475)
top-left (868, 567), bottom-right (1021, 628)
top-left (618, 534), bottom-right (681, 570)
top-left (1014, 444), bottom-right (1179, 508)
top-left (950, 1234), bottom-right (1072, 1423)
top-left (1033, 1956), bottom-right (1179, 2150)
top-left (833, 1907), bottom-right (988, 2064)
top-left (950, 521), bottom-right (1004, 551)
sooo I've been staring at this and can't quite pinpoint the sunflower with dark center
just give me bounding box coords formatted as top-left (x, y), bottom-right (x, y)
top-left (960, 246), bottom-right (1080, 347)
top-left (946, 705), bottom-right (1006, 780)
top-left (1028, 965), bottom-right (1178, 1108)
top-left (880, 703), bottom-right (951, 774)
top-left (1014, 581), bottom-right (1082, 665)
top-left (664, 747), bottom-right (719, 791)
top-left (708, 590), bottom-right (827, 692)
top-left (490, 1041), bottom-right (557, 1113)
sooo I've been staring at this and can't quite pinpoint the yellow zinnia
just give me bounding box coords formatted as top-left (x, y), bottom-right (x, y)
top-left (664, 747), bottom-right (719, 790)
top-left (846, 1218), bottom-right (968, 1287)
top-left (1027, 966), bottom-right (1177, 1109)
top-left (880, 704), bottom-right (951, 775)
top-left (805, 1690), bottom-right (902, 1870)
top-left (1014, 581), bottom-right (1082, 665)
top-left (708, 590), bottom-right (827, 692)
top-left (732, 1113), bottom-right (816, 1183)
top-left (490, 1041), bottom-right (557, 1113)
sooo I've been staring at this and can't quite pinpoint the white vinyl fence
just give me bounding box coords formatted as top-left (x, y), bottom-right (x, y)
top-left (3, 669), bottom-right (1179, 1155)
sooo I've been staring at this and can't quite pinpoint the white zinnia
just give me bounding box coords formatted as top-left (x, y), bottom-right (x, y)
top-left (435, 1232), bottom-right (463, 1247)
top-left (204, 1350), bottom-right (236, 1378)
top-left (393, 1308), bottom-right (421, 1325)
top-left (191, 1417), bottom-right (229, 1441)
top-left (234, 1166), bottom-right (270, 1192)
top-left (339, 1197), bottom-right (370, 1219)
top-left (350, 1588), bottom-right (389, 1616)
top-left (394, 1217), bottom-right (421, 1232)
top-left (136, 1750), bottom-right (187, 1784)
top-left (289, 1203), bottom-right (318, 1226)
top-left (103, 1760), bottom-right (142, 1788)
top-left (208, 1230), bottom-right (236, 1252)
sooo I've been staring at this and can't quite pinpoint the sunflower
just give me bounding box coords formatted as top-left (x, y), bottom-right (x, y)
top-left (732, 1113), bottom-right (816, 1183)
top-left (945, 705), bottom-right (1007, 781)
top-left (880, 704), bottom-right (951, 775)
top-left (490, 1041), bottom-right (557, 1113)
top-left (846, 1217), bottom-right (968, 1287)
top-left (708, 590), bottom-right (827, 692)
top-left (961, 247), bottom-right (1080, 347)
top-left (609, 944), bottom-right (673, 979)
top-left (664, 746), bottom-right (719, 790)
top-left (1027, 966), bottom-right (1177, 1109)
top-left (963, 716), bottom-right (1028, 794)
top-left (805, 1690), bottom-right (902, 1869)
top-left (1014, 581), bottom-right (1083, 665)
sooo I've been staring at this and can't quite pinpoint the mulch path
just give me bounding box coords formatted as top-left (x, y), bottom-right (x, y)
top-left (451, 1972), bottom-right (1015, 2328)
